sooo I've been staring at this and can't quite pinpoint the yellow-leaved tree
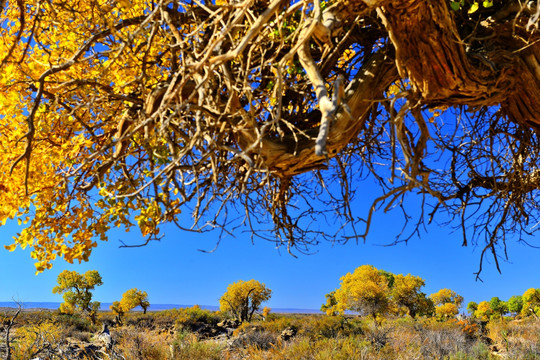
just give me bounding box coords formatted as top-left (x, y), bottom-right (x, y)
top-left (52, 270), bottom-right (103, 324)
top-left (430, 288), bottom-right (463, 319)
top-left (219, 280), bottom-right (271, 322)
top-left (110, 288), bottom-right (150, 323)
top-left (328, 265), bottom-right (432, 320)
top-left (391, 274), bottom-right (433, 318)
top-left (474, 300), bottom-right (492, 321)
top-left (2, 0), bottom-right (540, 275)
top-left (120, 288), bottom-right (150, 314)
top-left (521, 288), bottom-right (540, 318)
top-left (333, 265), bottom-right (390, 320)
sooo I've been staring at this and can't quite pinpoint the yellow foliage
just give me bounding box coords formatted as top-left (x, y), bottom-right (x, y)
top-left (522, 288), bottom-right (540, 317)
top-left (0, 0), bottom-right (167, 270)
top-left (474, 301), bottom-right (492, 321)
top-left (14, 321), bottom-right (62, 358)
top-left (391, 274), bottom-right (431, 317)
top-left (429, 288), bottom-right (464, 307)
top-left (53, 270), bottom-right (102, 321)
top-left (219, 279), bottom-right (272, 322)
top-left (333, 265), bottom-right (390, 318)
top-left (435, 302), bottom-right (459, 319)
top-left (119, 288), bottom-right (150, 313)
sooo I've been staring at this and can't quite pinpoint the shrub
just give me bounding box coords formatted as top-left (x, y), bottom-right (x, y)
top-left (13, 321), bottom-right (62, 359)
top-left (125, 313), bottom-right (156, 329)
top-left (229, 329), bottom-right (277, 350)
top-left (115, 328), bottom-right (170, 360)
top-left (52, 312), bottom-right (97, 333)
top-left (172, 331), bottom-right (225, 360)
top-left (296, 315), bottom-right (347, 338)
top-left (172, 306), bottom-right (222, 332)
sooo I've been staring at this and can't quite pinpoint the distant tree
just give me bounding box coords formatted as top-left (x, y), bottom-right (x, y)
top-left (522, 288), bottom-right (540, 318)
top-left (219, 280), bottom-right (271, 322)
top-left (430, 288), bottom-right (463, 320)
top-left (507, 295), bottom-right (523, 317)
top-left (120, 288), bottom-right (150, 314)
top-left (474, 301), bottom-right (492, 321)
top-left (430, 288), bottom-right (464, 308)
top-left (110, 301), bottom-right (125, 323)
top-left (52, 270), bottom-right (103, 324)
top-left (262, 306), bottom-right (271, 320)
top-left (391, 274), bottom-right (431, 318)
top-left (334, 265), bottom-right (390, 321)
top-left (321, 291), bottom-right (339, 316)
top-left (466, 301), bottom-right (478, 317)
top-left (435, 303), bottom-right (460, 319)
top-left (489, 297), bottom-right (508, 319)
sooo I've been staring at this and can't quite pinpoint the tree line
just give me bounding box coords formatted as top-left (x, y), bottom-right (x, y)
top-left (53, 266), bottom-right (540, 325)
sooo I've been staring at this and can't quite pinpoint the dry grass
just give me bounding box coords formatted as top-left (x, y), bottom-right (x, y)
top-left (3, 310), bottom-right (540, 359)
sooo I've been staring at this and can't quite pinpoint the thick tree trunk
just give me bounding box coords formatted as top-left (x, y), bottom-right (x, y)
top-left (376, 0), bottom-right (540, 124)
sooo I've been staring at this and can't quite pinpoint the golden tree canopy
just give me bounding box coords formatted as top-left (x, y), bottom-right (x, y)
top-left (219, 279), bottom-right (271, 322)
top-left (1, 0), bottom-right (540, 273)
top-left (119, 288), bottom-right (150, 314)
top-left (430, 288), bottom-right (463, 319)
top-left (334, 264), bottom-right (390, 318)
top-left (52, 269), bottom-right (103, 322)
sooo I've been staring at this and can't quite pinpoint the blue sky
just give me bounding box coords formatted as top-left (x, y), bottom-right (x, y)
top-left (1, 178), bottom-right (539, 311)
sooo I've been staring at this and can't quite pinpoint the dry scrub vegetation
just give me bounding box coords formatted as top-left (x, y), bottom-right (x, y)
top-left (1, 307), bottom-right (540, 359)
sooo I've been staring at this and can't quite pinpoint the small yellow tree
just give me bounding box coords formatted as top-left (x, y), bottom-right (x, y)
top-left (430, 288), bottom-right (463, 320)
top-left (474, 301), bottom-right (492, 321)
top-left (334, 265), bottom-right (390, 320)
top-left (262, 306), bottom-right (271, 320)
top-left (110, 301), bottom-right (125, 319)
top-left (120, 288), bottom-right (150, 314)
top-left (435, 303), bottom-right (459, 319)
top-left (219, 280), bottom-right (271, 322)
top-left (110, 288), bottom-right (150, 323)
top-left (52, 270), bottom-right (103, 324)
top-left (522, 288), bottom-right (540, 318)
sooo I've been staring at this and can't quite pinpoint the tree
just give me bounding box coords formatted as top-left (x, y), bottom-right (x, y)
top-left (219, 280), bottom-right (271, 322)
top-left (474, 301), bottom-right (492, 321)
top-left (466, 301), bottom-right (478, 317)
top-left (390, 273), bottom-right (431, 318)
top-left (435, 303), bottom-right (460, 319)
top-left (110, 288), bottom-right (150, 323)
top-left (507, 295), bottom-right (523, 316)
top-left (522, 288), bottom-right (540, 318)
top-left (1, 0), bottom-right (540, 274)
top-left (333, 265), bottom-right (390, 320)
top-left (262, 306), bottom-right (271, 320)
top-left (119, 288), bottom-right (150, 314)
top-left (110, 301), bottom-right (125, 322)
top-left (430, 289), bottom-right (464, 308)
top-left (52, 270), bottom-right (103, 324)
top-left (488, 297), bottom-right (508, 319)
top-left (430, 288), bottom-right (463, 320)
top-left (321, 291), bottom-right (339, 316)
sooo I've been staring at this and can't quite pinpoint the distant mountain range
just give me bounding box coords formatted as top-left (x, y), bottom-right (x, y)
top-left (0, 301), bottom-right (322, 314)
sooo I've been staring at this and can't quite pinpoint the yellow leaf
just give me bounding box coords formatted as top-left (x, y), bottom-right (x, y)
top-left (4, 244), bottom-right (17, 251)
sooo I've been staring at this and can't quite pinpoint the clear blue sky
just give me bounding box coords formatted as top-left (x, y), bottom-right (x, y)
top-left (1, 176), bottom-right (539, 312)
